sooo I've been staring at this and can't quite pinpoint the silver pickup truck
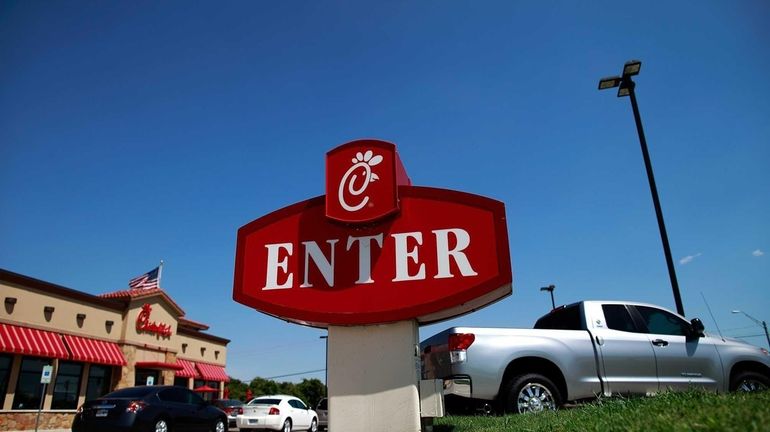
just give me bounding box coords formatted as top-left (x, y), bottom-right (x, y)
top-left (421, 300), bottom-right (770, 414)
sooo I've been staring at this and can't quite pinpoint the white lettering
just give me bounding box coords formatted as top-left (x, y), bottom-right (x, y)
top-left (263, 227), bottom-right (478, 290)
top-left (392, 232), bottom-right (426, 281)
top-left (433, 228), bottom-right (478, 278)
top-left (300, 239), bottom-right (339, 287)
top-left (264, 243), bottom-right (293, 290)
top-left (346, 234), bottom-right (384, 284)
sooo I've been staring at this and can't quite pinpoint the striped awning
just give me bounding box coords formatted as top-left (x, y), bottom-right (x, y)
top-left (196, 362), bottom-right (229, 382)
top-left (175, 359), bottom-right (200, 378)
top-left (62, 334), bottom-right (126, 366)
top-left (0, 323), bottom-right (69, 359)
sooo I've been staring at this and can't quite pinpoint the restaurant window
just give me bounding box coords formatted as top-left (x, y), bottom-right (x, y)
top-left (52, 361), bottom-right (83, 409)
top-left (12, 357), bottom-right (49, 410)
top-left (0, 355), bottom-right (12, 400)
top-left (135, 369), bottom-right (160, 386)
top-left (86, 365), bottom-right (112, 401)
top-left (174, 377), bottom-right (189, 387)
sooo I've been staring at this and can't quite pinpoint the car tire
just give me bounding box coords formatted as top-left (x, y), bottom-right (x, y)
top-left (504, 373), bottom-right (562, 414)
top-left (212, 418), bottom-right (226, 432)
top-left (282, 418), bottom-right (292, 432)
top-left (308, 417), bottom-right (318, 432)
top-left (152, 417), bottom-right (170, 432)
top-left (730, 371), bottom-right (770, 392)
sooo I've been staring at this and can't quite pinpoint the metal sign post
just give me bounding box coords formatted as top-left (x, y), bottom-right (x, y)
top-left (35, 365), bottom-right (53, 432)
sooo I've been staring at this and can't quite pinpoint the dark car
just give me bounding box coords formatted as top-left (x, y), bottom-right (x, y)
top-left (210, 399), bottom-right (243, 427)
top-left (72, 385), bottom-right (228, 432)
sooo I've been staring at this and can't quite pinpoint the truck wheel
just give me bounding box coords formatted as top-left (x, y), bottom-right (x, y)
top-left (730, 371), bottom-right (770, 392)
top-left (504, 373), bottom-right (562, 414)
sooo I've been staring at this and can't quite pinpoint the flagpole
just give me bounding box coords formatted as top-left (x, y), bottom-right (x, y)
top-left (158, 260), bottom-right (164, 290)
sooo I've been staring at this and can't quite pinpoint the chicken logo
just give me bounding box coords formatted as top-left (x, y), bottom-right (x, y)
top-left (338, 150), bottom-right (383, 212)
top-left (325, 139), bottom-right (410, 224)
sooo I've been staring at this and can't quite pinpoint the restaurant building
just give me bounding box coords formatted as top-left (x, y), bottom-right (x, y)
top-left (0, 268), bottom-right (230, 431)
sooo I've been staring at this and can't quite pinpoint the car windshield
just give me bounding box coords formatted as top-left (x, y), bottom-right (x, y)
top-left (318, 399), bottom-right (328, 410)
top-left (103, 387), bottom-right (156, 399)
top-left (250, 398), bottom-right (281, 405)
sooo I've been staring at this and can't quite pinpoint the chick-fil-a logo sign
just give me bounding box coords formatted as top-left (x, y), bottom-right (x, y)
top-left (136, 304), bottom-right (173, 338)
top-left (325, 140), bottom-right (411, 224)
top-left (233, 139), bottom-right (513, 328)
top-left (338, 150), bottom-right (382, 212)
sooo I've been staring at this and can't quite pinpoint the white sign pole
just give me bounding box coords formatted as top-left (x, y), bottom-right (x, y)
top-left (35, 365), bottom-right (53, 432)
top-left (327, 320), bottom-right (421, 432)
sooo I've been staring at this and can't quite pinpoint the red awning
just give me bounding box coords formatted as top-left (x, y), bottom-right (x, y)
top-left (193, 385), bottom-right (219, 393)
top-left (135, 361), bottom-right (184, 370)
top-left (175, 359), bottom-right (200, 378)
top-left (0, 323), bottom-right (68, 359)
top-left (196, 362), bottom-right (229, 382)
top-left (62, 334), bottom-right (126, 366)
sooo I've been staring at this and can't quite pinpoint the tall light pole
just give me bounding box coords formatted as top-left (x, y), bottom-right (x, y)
top-left (540, 285), bottom-right (556, 309)
top-left (598, 60), bottom-right (685, 317)
top-left (732, 310), bottom-right (770, 350)
top-left (319, 335), bottom-right (328, 396)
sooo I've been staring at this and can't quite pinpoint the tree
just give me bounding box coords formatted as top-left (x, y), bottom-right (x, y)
top-left (230, 376), bottom-right (327, 406)
top-left (296, 378), bottom-right (326, 407)
top-left (225, 378), bottom-right (249, 401)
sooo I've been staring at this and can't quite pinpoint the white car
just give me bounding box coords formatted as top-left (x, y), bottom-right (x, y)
top-left (236, 395), bottom-right (318, 432)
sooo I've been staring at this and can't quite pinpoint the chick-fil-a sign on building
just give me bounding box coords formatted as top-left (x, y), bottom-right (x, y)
top-left (233, 139), bottom-right (512, 327)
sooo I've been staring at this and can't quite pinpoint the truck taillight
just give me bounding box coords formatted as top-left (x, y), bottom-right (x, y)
top-left (449, 333), bottom-right (475, 351)
top-left (448, 333), bottom-right (475, 364)
top-left (268, 407), bottom-right (280, 415)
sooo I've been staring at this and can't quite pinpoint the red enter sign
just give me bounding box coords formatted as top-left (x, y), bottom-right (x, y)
top-left (233, 186), bottom-right (512, 327)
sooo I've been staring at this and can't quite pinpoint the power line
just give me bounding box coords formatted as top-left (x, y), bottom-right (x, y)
top-left (265, 369), bottom-right (326, 380)
top-left (721, 325), bottom-right (760, 332)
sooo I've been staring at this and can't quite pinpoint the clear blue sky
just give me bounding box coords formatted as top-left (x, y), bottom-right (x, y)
top-left (2, 1), bottom-right (768, 382)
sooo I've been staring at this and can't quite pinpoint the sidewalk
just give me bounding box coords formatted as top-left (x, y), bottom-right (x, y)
top-left (7, 429), bottom-right (69, 432)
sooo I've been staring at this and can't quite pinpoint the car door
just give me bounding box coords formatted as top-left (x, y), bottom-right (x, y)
top-left (591, 304), bottom-right (659, 395)
top-left (633, 305), bottom-right (722, 392)
top-left (289, 399), bottom-right (310, 429)
top-left (185, 388), bottom-right (213, 432)
top-left (158, 388), bottom-right (196, 431)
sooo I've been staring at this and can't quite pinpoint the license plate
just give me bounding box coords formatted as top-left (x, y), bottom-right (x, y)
top-left (96, 410), bottom-right (108, 417)
top-left (249, 419), bottom-right (259, 424)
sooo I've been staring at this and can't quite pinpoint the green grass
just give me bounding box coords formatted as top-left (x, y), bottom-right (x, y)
top-left (433, 390), bottom-right (770, 432)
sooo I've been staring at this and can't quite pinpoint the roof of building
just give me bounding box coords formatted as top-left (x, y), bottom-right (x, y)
top-left (1, 267), bottom-right (229, 345)
top-left (0, 268), bottom-right (125, 311)
top-left (179, 316), bottom-right (210, 331)
top-left (99, 287), bottom-right (186, 316)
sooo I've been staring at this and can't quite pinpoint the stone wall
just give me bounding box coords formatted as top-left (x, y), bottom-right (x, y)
top-left (117, 345), bottom-right (136, 388)
top-left (0, 411), bottom-right (74, 431)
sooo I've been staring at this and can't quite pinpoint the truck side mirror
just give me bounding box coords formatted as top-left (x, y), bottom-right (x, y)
top-left (690, 318), bottom-right (705, 337)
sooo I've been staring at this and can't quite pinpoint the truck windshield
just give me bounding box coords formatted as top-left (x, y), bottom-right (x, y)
top-left (534, 305), bottom-right (584, 330)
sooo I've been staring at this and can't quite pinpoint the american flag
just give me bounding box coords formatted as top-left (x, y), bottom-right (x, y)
top-left (129, 267), bottom-right (160, 290)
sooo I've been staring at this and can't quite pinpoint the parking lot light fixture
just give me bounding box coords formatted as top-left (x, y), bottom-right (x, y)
top-left (598, 76), bottom-right (622, 90)
top-left (623, 60), bottom-right (642, 77)
top-left (617, 80), bottom-right (632, 97)
top-left (732, 310), bottom-right (770, 349)
top-left (598, 59), bottom-right (685, 317)
top-left (540, 285), bottom-right (556, 309)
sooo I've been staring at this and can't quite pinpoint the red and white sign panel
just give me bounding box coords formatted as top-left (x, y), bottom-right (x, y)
top-left (325, 139), bottom-right (411, 224)
top-left (233, 186), bottom-right (512, 327)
